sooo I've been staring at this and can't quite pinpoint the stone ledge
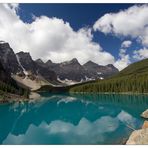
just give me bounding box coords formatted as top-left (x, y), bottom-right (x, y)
top-left (141, 109), bottom-right (148, 119)
top-left (142, 121), bottom-right (148, 129)
top-left (126, 128), bottom-right (148, 144)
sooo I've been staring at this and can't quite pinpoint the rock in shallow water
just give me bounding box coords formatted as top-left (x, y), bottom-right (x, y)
top-left (126, 128), bottom-right (148, 144)
top-left (141, 109), bottom-right (148, 119)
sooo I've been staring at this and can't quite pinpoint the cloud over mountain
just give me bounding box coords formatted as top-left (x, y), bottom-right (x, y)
top-left (0, 4), bottom-right (115, 65)
top-left (114, 41), bottom-right (131, 71)
top-left (93, 4), bottom-right (148, 47)
top-left (133, 47), bottom-right (148, 60)
top-left (93, 4), bottom-right (148, 70)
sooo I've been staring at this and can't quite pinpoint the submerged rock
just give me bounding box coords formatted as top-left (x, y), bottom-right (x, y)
top-left (126, 128), bottom-right (148, 144)
top-left (141, 109), bottom-right (148, 119)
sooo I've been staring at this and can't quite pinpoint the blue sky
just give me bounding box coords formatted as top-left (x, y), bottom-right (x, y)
top-left (0, 4), bottom-right (148, 70)
top-left (19, 4), bottom-right (135, 59)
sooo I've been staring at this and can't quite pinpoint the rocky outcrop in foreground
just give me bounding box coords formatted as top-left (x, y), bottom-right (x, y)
top-left (142, 121), bottom-right (148, 129)
top-left (126, 109), bottom-right (148, 144)
top-left (126, 128), bottom-right (148, 144)
top-left (141, 109), bottom-right (148, 119)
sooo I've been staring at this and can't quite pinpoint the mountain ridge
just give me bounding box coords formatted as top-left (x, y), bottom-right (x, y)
top-left (69, 58), bottom-right (148, 93)
top-left (39, 57), bottom-right (119, 83)
top-left (0, 41), bottom-right (119, 91)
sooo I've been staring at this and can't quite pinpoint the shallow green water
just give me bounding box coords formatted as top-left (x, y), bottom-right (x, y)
top-left (0, 93), bottom-right (148, 144)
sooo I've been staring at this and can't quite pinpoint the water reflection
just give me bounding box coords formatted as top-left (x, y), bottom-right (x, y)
top-left (0, 93), bottom-right (148, 144)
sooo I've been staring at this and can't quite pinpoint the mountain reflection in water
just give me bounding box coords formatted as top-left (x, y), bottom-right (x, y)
top-left (0, 93), bottom-right (148, 144)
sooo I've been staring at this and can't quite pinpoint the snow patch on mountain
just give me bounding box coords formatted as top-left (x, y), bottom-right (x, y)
top-left (16, 54), bottom-right (28, 76)
top-left (57, 77), bottom-right (79, 85)
top-left (97, 72), bottom-right (102, 75)
top-left (85, 76), bottom-right (95, 81)
top-left (0, 40), bottom-right (6, 44)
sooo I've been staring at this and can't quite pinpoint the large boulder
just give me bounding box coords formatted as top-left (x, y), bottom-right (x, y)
top-left (126, 128), bottom-right (148, 144)
top-left (141, 109), bottom-right (148, 119)
top-left (142, 121), bottom-right (148, 129)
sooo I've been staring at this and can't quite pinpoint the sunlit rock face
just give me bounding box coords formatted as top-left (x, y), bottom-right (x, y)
top-left (141, 109), bottom-right (148, 119)
top-left (126, 128), bottom-right (148, 144)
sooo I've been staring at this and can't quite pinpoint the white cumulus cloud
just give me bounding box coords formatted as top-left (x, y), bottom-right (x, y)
top-left (121, 40), bottom-right (132, 48)
top-left (0, 4), bottom-right (115, 65)
top-left (114, 43), bottom-right (131, 71)
top-left (133, 47), bottom-right (148, 60)
top-left (93, 4), bottom-right (148, 47)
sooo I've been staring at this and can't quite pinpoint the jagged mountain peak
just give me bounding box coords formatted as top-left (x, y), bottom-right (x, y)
top-left (46, 59), bottom-right (53, 65)
top-left (0, 41), bottom-right (119, 86)
top-left (16, 51), bottom-right (31, 57)
top-left (83, 60), bottom-right (99, 67)
top-left (84, 60), bottom-right (94, 64)
top-left (16, 52), bottom-right (57, 82)
top-left (0, 40), bottom-right (6, 43)
top-left (35, 59), bottom-right (44, 64)
top-left (61, 58), bottom-right (80, 66)
top-left (0, 40), bottom-right (8, 44)
top-left (71, 58), bottom-right (78, 63)
top-left (106, 64), bottom-right (119, 72)
top-left (0, 42), bottom-right (21, 73)
top-left (16, 52), bottom-right (33, 64)
top-left (0, 42), bottom-right (11, 50)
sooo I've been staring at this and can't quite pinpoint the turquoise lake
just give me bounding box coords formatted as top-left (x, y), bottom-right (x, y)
top-left (0, 93), bottom-right (148, 144)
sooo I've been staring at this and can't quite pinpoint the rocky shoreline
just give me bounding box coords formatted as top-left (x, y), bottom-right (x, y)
top-left (126, 109), bottom-right (148, 144)
top-left (0, 91), bottom-right (41, 104)
top-left (0, 93), bottom-right (28, 104)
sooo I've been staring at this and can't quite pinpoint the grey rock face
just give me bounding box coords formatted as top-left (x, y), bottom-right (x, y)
top-left (0, 41), bottom-right (119, 84)
top-left (45, 59), bottom-right (119, 82)
top-left (0, 42), bottom-right (21, 73)
top-left (45, 58), bottom-right (90, 82)
top-left (16, 52), bottom-right (37, 74)
top-left (16, 52), bottom-right (57, 82)
top-left (0, 61), bottom-right (11, 82)
top-left (0, 42), bottom-right (57, 83)
top-left (83, 61), bottom-right (119, 79)
top-left (35, 59), bottom-right (45, 65)
top-left (0, 61), bottom-right (19, 90)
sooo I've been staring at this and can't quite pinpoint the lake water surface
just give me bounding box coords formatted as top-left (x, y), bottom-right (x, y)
top-left (0, 93), bottom-right (148, 144)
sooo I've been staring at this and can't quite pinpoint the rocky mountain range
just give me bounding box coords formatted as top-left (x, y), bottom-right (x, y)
top-left (0, 41), bottom-right (119, 88)
top-left (43, 58), bottom-right (118, 84)
top-left (16, 52), bottom-right (57, 83)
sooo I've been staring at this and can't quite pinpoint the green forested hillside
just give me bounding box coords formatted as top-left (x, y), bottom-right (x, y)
top-left (69, 58), bottom-right (148, 93)
top-left (116, 58), bottom-right (148, 76)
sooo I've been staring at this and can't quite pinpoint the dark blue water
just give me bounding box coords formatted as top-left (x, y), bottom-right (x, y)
top-left (0, 93), bottom-right (148, 145)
